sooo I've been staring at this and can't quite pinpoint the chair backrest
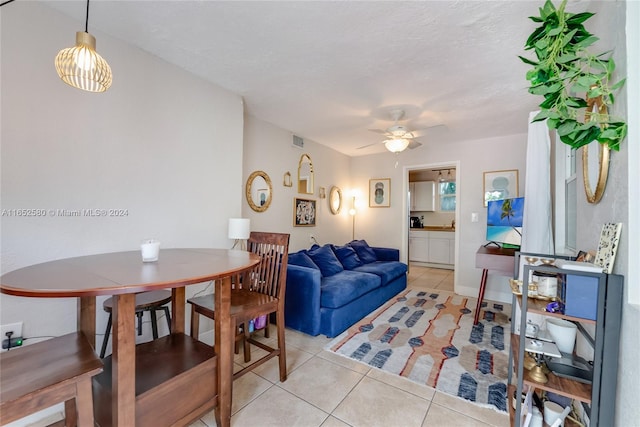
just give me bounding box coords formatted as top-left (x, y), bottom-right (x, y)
top-left (246, 232), bottom-right (290, 300)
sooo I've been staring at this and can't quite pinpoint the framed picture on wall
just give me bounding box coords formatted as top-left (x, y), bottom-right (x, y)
top-left (294, 197), bottom-right (316, 227)
top-left (483, 169), bottom-right (518, 207)
top-left (369, 178), bottom-right (391, 207)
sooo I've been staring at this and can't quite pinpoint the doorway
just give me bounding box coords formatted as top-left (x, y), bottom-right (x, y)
top-left (404, 162), bottom-right (459, 293)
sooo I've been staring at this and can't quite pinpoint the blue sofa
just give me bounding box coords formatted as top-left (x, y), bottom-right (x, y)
top-left (284, 240), bottom-right (407, 337)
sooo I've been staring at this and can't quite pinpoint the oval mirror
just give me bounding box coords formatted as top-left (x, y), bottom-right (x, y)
top-left (246, 170), bottom-right (273, 212)
top-left (582, 95), bottom-right (610, 204)
top-left (582, 142), bottom-right (609, 204)
top-left (297, 154), bottom-right (314, 194)
top-left (329, 186), bottom-right (342, 215)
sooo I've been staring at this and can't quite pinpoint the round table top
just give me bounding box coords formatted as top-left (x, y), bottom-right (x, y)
top-left (0, 248), bottom-right (260, 298)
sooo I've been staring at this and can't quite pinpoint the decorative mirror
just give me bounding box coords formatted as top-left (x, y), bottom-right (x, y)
top-left (245, 170), bottom-right (273, 212)
top-left (297, 154), bottom-right (314, 194)
top-left (283, 171), bottom-right (292, 187)
top-left (582, 95), bottom-right (610, 204)
top-left (329, 186), bottom-right (342, 215)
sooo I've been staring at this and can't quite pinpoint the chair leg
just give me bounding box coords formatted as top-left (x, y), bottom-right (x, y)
top-left (276, 309), bottom-right (287, 382)
top-left (137, 312), bottom-right (143, 336)
top-left (243, 323), bottom-right (251, 363)
top-left (162, 306), bottom-right (171, 333)
top-left (63, 398), bottom-right (76, 427)
top-left (190, 309), bottom-right (200, 339)
top-left (150, 308), bottom-right (159, 339)
top-left (264, 316), bottom-right (270, 338)
top-left (99, 314), bottom-right (112, 358)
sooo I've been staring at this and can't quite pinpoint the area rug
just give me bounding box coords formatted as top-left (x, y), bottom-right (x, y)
top-left (326, 288), bottom-right (510, 412)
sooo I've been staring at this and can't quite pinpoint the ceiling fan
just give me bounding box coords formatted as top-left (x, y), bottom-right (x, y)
top-left (357, 108), bottom-right (443, 153)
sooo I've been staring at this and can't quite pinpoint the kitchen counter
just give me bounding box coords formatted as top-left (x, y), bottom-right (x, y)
top-left (410, 226), bottom-right (455, 232)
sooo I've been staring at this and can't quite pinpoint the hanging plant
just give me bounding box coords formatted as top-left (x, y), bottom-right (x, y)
top-left (519, 0), bottom-right (627, 151)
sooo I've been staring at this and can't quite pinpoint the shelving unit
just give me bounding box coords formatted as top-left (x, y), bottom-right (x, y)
top-left (510, 252), bottom-right (623, 427)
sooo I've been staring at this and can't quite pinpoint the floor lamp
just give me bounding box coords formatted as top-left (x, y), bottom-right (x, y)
top-left (348, 197), bottom-right (356, 241)
top-left (228, 218), bottom-right (250, 250)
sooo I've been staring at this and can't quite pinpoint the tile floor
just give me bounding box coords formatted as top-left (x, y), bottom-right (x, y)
top-left (189, 266), bottom-right (509, 427)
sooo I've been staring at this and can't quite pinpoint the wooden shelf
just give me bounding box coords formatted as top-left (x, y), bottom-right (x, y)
top-left (93, 333), bottom-right (218, 426)
top-left (514, 295), bottom-right (596, 325)
top-left (511, 334), bottom-right (591, 404)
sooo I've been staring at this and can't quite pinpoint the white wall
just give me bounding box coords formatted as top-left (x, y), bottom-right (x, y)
top-left (1, 2), bottom-right (244, 350)
top-left (243, 115), bottom-right (352, 252)
top-left (351, 133), bottom-right (527, 303)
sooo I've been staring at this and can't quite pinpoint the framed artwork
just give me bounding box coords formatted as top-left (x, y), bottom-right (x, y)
top-left (294, 197), bottom-right (316, 227)
top-left (483, 169), bottom-right (519, 207)
top-left (594, 222), bottom-right (622, 273)
top-left (369, 178), bottom-right (391, 207)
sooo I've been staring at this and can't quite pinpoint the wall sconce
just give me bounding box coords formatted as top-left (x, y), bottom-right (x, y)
top-left (228, 218), bottom-right (250, 250)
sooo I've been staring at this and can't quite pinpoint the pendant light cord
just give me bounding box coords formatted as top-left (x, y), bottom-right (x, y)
top-left (0, 0), bottom-right (17, 8)
top-left (85, 0), bottom-right (90, 32)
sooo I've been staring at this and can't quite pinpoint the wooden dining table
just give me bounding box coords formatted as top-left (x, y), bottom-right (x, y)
top-left (0, 248), bottom-right (260, 427)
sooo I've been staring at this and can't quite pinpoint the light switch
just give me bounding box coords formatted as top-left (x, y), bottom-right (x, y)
top-left (471, 212), bottom-right (479, 223)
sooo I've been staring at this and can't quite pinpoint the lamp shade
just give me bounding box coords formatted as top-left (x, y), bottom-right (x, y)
top-left (228, 218), bottom-right (250, 240)
top-left (55, 31), bottom-right (112, 92)
top-left (384, 138), bottom-right (410, 153)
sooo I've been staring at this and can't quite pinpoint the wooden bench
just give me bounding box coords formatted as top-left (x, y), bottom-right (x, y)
top-left (0, 332), bottom-right (103, 426)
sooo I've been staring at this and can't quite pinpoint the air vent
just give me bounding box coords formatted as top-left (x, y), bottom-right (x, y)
top-left (292, 135), bottom-right (304, 149)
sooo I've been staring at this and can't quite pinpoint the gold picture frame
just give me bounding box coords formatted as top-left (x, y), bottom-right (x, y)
top-left (293, 197), bottom-right (316, 227)
top-left (483, 169), bottom-right (518, 207)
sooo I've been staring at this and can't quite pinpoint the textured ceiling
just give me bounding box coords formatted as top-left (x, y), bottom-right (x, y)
top-left (44, 0), bottom-right (610, 156)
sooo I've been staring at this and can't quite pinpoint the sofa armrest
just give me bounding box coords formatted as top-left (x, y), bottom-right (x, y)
top-left (372, 247), bottom-right (399, 262)
top-left (284, 264), bottom-right (323, 336)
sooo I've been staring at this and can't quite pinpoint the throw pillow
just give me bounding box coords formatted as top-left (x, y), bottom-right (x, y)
top-left (288, 250), bottom-right (320, 270)
top-left (307, 244), bottom-right (344, 277)
top-left (348, 239), bottom-right (378, 264)
top-left (331, 245), bottom-right (363, 270)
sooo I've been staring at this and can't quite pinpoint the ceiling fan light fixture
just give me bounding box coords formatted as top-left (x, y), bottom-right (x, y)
top-left (384, 138), bottom-right (410, 153)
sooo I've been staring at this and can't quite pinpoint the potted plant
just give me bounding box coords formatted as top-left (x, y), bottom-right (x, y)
top-left (519, 0), bottom-right (627, 151)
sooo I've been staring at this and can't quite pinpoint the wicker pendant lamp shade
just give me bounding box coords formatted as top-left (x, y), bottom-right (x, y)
top-left (54, 0), bottom-right (112, 92)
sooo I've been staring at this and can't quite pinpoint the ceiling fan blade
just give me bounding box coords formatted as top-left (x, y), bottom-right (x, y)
top-left (368, 128), bottom-right (389, 134)
top-left (357, 141), bottom-right (383, 150)
top-left (410, 124), bottom-right (447, 137)
top-left (408, 140), bottom-right (422, 149)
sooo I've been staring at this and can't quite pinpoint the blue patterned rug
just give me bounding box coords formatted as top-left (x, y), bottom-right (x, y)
top-left (326, 289), bottom-right (511, 412)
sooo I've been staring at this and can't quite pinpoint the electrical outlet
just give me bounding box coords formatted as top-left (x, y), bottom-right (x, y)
top-left (1, 321), bottom-right (23, 342)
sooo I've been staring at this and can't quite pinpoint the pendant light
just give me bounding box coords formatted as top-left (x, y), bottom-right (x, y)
top-left (54, 0), bottom-right (112, 92)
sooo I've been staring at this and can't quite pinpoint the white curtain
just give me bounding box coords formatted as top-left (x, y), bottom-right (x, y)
top-left (521, 111), bottom-right (555, 255)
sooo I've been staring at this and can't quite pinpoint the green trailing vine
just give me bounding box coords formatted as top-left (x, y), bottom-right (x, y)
top-left (520, 0), bottom-right (627, 151)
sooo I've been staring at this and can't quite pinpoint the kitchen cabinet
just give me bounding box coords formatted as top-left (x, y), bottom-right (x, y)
top-left (410, 181), bottom-right (435, 212)
top-left (510, 252), bottom-right (623, 427)
top-left (409, 231), bottom-right (428, 262)
top-left (409, 230), bottom-right (454, 267)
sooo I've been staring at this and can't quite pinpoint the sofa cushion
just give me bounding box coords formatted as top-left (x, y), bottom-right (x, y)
top-left (331, 245), bottom-right (363, 270)
top-left (353, 261), bottom-right (407, 286)
top-left (287, 250), bottom-right (320, 270)
top-left (348, 240), bottom-right (378, 264)
top-left (307, 245), bottom-right (344, 277)
top-left (320, 270), bottom-right (381, 309)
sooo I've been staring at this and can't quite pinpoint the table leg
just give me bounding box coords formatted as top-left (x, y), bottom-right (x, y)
top-left (474, 268), bottom-right (489, 325)
top-left (112, 293), bottom-right (136, 426)
top-left (215, 276), bottom-right (233, 427)
top-left (78, 296), bottom-right (96, 349)
top-left (172, 287), bottom-right (185, 334)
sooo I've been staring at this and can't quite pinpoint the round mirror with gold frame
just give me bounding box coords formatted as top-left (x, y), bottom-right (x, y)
top-left (582, 95), bottom-right (610, 204)
top-left (329, 186), bottom-right (342, 215)
top-left (246, 170), bottom-right (273, 212)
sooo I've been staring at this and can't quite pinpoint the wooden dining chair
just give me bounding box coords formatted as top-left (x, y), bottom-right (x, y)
top-left (188, 231), bottom-right (290, 382)
top-left (99, 289), bottom-right (172, 358)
